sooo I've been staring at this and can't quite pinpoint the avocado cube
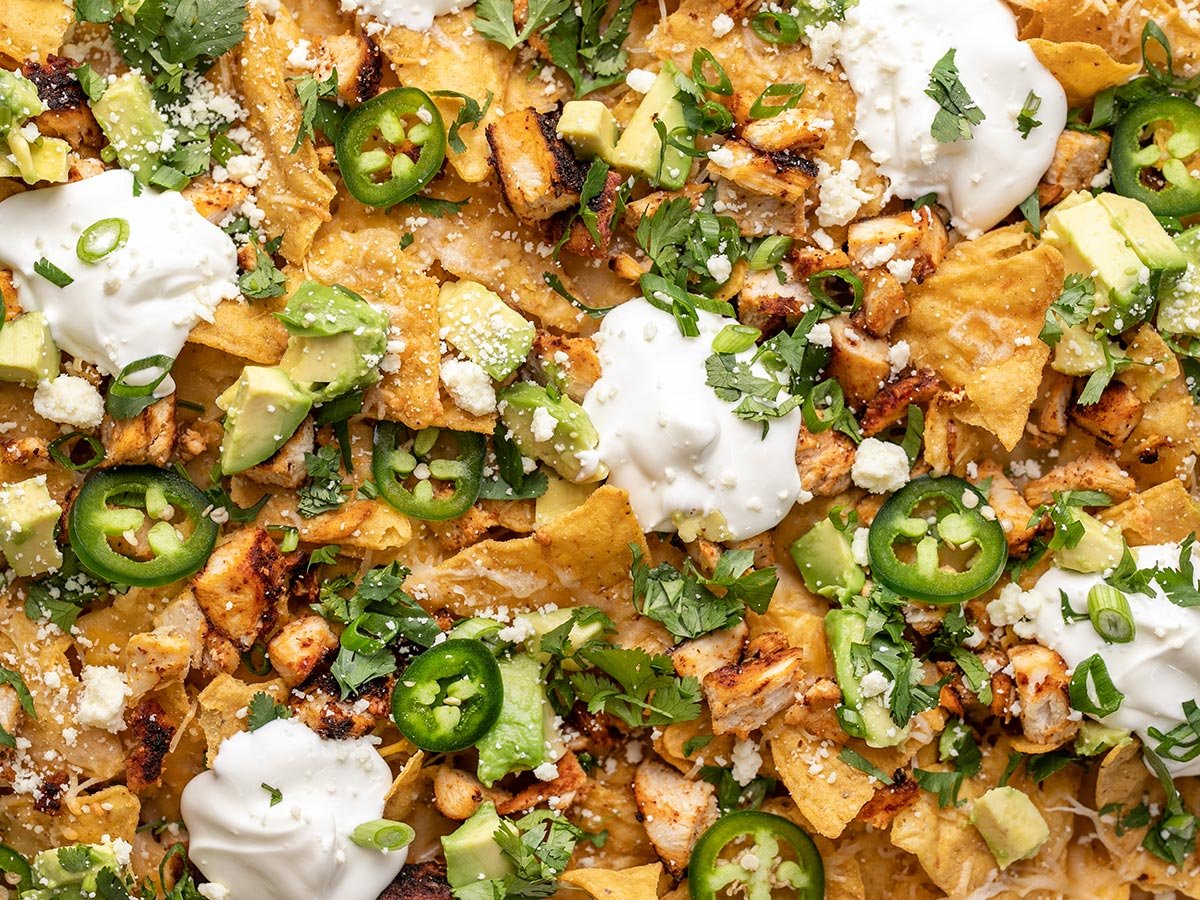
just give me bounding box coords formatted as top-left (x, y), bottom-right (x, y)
top-left (216, 366), bottom-right (312, 475)
top-left (441, 802), bottom-right (515, 889)
top-left (0, 475), bottom-right (63, 577)
top-left (1075, 721), bottom-right (1131, 756)
top-left (789, 518), bottom-right (865, 600)
top-left (0, 131), bottom-right (69, 185)
top-left (1097, 193), bottom-right (1188, 276)
top-left (1158, 226), bottom-right (1200, 337)
top-left (825, 608), bottom-right (908, 749)
top-left (498, 382), bottom-right (607, 484)
top-left (970, 786), bottom-right (1050, 869)
top-left (91, 72), bottom-right (169, 179)
top-left (0, 312), bottom-right (59, 385)
top-left (476, 654), bottom-right (547, 786)
top-left (1055, 511), bottom-right (1124, 574)
top-left (610, 62), bottom-right (694, 190)
top-left (32, 842), bottom-right (122, 893)
top-left (438, 281), bottom-right (535, 381)
top-left (1049, 323), bottom-right (1108, 376)
top-left (557, 100), bottom-right (619, 162)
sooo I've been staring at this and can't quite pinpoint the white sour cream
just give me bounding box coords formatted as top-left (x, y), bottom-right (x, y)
top-left (339, 0), bottom-right (474, 31)
top-left (180, 718), bottom-right (407, 900)
top-left (582, 302), bottom-right (804, 541)
top-left (0, 169), bottom-right (238, 391)
top-left (830, 0), bottom-right (1067, 236)
top-left (1030, 543), bottom-right (1200, 776)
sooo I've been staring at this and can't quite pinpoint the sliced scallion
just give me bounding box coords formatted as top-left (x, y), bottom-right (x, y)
top-left (48, 432), bottom-right (106, 471)
top-left (751, 11), bottom-right (801, 45)
top-left (711, 323), bottom-right (761, 354)
top-left (76, 217), bottom-right (130, 263)
top-left (747, 235), bottom-right (793, 271)
top-left (1068, 652), bottom-right (1124, 717)
top-left (33, 257), bottom-right (73, 288)
top-left (1087, 583), bottom-right (1135, 643)
top-left (350, 819), bottom-right (415, 852)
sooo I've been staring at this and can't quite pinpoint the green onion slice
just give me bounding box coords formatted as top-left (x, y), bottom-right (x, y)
top-left (748, 235), bottom-right (793, 271)
top-left (1087, 584), bottom-right (1135, 643)
top-left (48, 432), bottom-right (106, 471)
top-left (751, 11), bottom-right (801, 45)
top-left (711, 323), bottom-right (761, 354)
top-left (1068, 653), bottom-right (1125, 717)
top-left (76, 218), bottom-right (130, 263)
top-left (350, 819), bottom-right (415, 852)
top-left (106, 355), bottom-right (174, 421)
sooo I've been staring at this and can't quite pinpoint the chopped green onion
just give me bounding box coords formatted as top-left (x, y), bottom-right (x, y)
top-left (1068, 652), bottom-right (1124, 717)
top-left (350, 819), bottom-right (415, 852)
top-left (268, 525), bottom-right (300, 552)
top-left (148, 165), bottom-right (189, 191)
top-left (241, 642), bottom-right (272, 677)
top-left (48, 432), bottom-right (106, 471)
top-left (691, 49), bottom-right (732, 96)
top-left (747, 235), bottom-right (793, 271)
top-left (1087, 584), bottom-right (1135, 643)
top-left (261, 782), bottom-right (282, 806)
top-left (106, 355), bottom-right (174, 420)
top-left (711, 324), bottom-right (761, 354)
top-left (33, 258), bottom-right (73, 288)
top-left (808, 268), bottom-right (865, 314)
top-left (76, 218), bottom-right (130, 263)
top-left (751, 11), bottom-right (801, 45)
top-left (748, 82), bottom-right (806, 119)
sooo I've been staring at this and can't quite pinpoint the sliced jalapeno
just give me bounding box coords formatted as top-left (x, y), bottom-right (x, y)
top-left (689, 811), bottom-right (823, 900)
top-left (1113, 96), bottom-right (1200, 218)
top-left (0, 844), bottom-right (31, 892)
top-left (867, 475), bottom-right (1007, 604)
top-left (372, 421), bottom-right (485, 521)
top-left (335, 87), bottom-right (446, 208)
top-left (391, 639), bottom-right (503, 752)
top-left (68, 466), bottom-right (219, 587)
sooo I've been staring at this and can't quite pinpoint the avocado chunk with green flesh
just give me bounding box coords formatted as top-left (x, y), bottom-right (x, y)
top-left (520, 607), bottom-right (607, 666)
top-left (970, 786), bottom-right (1050, 869)
top-left (789, 518), bottom-right (865, 600)
top-left (498, 382), bottom-right (607, 484)
top-left (438, 280), bottom-right (535, 381)
top-left (0, 312), bottom-right (59, 385)
top-left (217, 366), bottom-right (312, 475)
top-left (30, 842), bottom-right (121, 895)
top-left (0, 475), bottom-right (62, 577)
top-left (610, 62), bottom-right (693, 190)
top-left (1158, 226), bottom-right (1200, 337)
top-left (1075, 721), bottom-right (1131, 756)
top-left (1097, 193), bottom-right (1188, 275)
top-left (557, 100), bottom-right (619, 162)
top-left (1056, 511), bottom-right (1125, 574)
top-left (442, 802), bottom-right (515, 889)
top-left (1050, 322), bottom-right (1108, 376)
top-left (447, 616), bottom-right (504, 642)
top-left (476, 653), bottom-right (547, 786)
top-left (825, 608), bottom-right (907, 749)
top-left (91, 72), bottom-right (169, 179)
top-left (0, 132), bottom-right (69, 184)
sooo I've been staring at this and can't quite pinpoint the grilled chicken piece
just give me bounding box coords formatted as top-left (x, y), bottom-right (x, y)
top-left (560, 169), bottom-right (624, 258)
top-left (124, 628), bottom-right (192, 699)
top-left (101, 396), bottom-right (176, 467)
top-left (795, 425), bottom-right (856, 497)
top-left (380, 862), bottom-right (453, 900)
top-left (703, 633), bottom-right (804, 737)
top-left (1035, 369), bottom-right (1074, 441)
top-left (846, 206), bottom-right (948, 283)
top-left (739, 107), bottom-right (831, 154)
top-left (154, 592), bottom-right (209, 669)
top-left (312, 33), bottom-right (383, 104)
top-left (671, 622), bottom-right (748, 682)
top-left (22, 56), bottom-right (103, 151)
top-left (633, 758), bottom-right (719, 876)
top-left (291, 671), bottom-right (392, 740)
top-left (1007, 644), bottom-right (1079, 748)
top-left (858, 773), bottom-right (919, 828)
top-left (182, 177), bottom-right (251, 224)
top-left (125, 696), bottom-right (177, 793)
top-left (433, 765), bottom-right (511, 820)
top-left (191, 528), bottom-right (299, 650)
top-left (707, 139), bottom-right (817, 205)
top-left (1038, 130), bottom-right (1112, 206)
top-left (0, 436), bottom-right (52, 470)
top-left (497, 751), bottom-right (589, 814)
top-left (1023, 451), bottom-right (1137, 508)
top-left (527, 333), bottom-right (601, 403)
top-left (1069, 381), bottom-right (1145, 446)
top-left (977, 460), bottom-right (1039, 557)
top-left (859, 369), bottom-right (939, 437)
top-left (267, 615), bottom-right (339, 687)
top-left (487, 108), bottom-right (586, 223)
top-left (202, 631), bottom-right (242, 677)
top-left (244, 419), bottom-right (314, 489)
top-left (736, 266), bottom-right (811, 333)
top-left (825, 316), bottom-right (891, 407)
top-left (856, 269), bottom-right (910, 338)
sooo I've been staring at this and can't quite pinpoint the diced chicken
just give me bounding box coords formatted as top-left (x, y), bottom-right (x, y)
top-left (267, 615), bottom-right (339, 687)
top-left (560, 169), bottom-right (625, 258)
top-left (1069, 381), bottom-right (1145, 446)
top-left (182, 177), bottom-right (252, 224)
top-left (244, 419), bottom-right (314, 489)
top-left (101, 396), bottom-right (176, 467)
top-left (684, 538), bottom-right (723, 577)
top-left (1035, 369), bottom-right (1074, 442)
top-left (177, 420), bottom-right (221, 463)
top-left (611, 252), bottom-right (651, 282)
top-left (859, 369), bottom-right (939, 437)
top-left (433, 765), bottom-right (512, 820)
top-left (858, 774), bottom-right (919, 828)
top-left (0, 436), bottom-right (52, 470)
top-left (1038, 130), bottom-right (1112, 206)
top-left (739, 107), bottom-right (831, 154)
top-left (154, 592), bottom-right (209, 669)
top-left (623, 186), bottom-right (705, 230)
top-left (497, 752), bottom-right (589, 814)
top-left (312, 33), bottom-right (383, 104)
top-left (846, 207), bottom-right (948, 283)
top-left (1023, 451), bottom-right (1137, 508)
top-left (703, 633), bottom-right (804, 737)
top-left (379, 862), bottom-right (453, 900)
top-left (791, 246), bottom-right (853, 279)
top-left (68, 155), bottom-right (106, 181)
top-left (977, 460), bottom-right (1039, 556)
top-left (125, 696), bottom-right (177, 793)
top-left (202, 632), bottom-right (241, 678)
top-left (22, 57), bottom-right (103, 151)
top-left (124, 627), bottom-right (191, 699)
top-left (856, 269), bottom-right (910, 338)
top-left (671, 621), bottom-right (748, 682)
top-left (632, 758), bottom-right (719, 876)
top-left (707, 139), bottom-right (817, 205)
top-left (736, 266), bottom-right (812, 333)
top-left (290, 671), bottom-right (391, 740)
top-left (191, 528), bottom-right (298, 649)
top-left (1007, 644), bottom-right (1079, 748)
top-left (527, 333), bottom-right (601, 403)
top-left (825, 316), bottom-right (891, 407)
top-left (782, 677), bottom-right (843, 741)
top-left (487, 107), bottom-right (586, 223)
top-left (728, 531), bottom-right (776, 570)
top-left (1, 270), bottom-right (20, 319)
top-left (794, 424), bottom-right (855, 497)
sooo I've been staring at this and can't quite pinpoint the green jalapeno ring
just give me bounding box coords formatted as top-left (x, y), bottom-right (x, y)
top-left (0, 844), bottom-right (31, 892)
top-left (372, 421), bottom-right (485, 522)
top-left (391, 639), bottom-right (504, 752)
top-left (867, 475), bottom-right (1007, 604)
top-left (1112, 95), bottom-right (1200, 219)
top-left (689, 811), bottom-right (823, 900)
top-left (335, 87), bottom-right (447, 208)
top-left (68, 466), bottom-right (219, 587)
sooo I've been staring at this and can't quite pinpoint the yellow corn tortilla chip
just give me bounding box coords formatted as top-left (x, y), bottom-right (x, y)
top-left (0, 786), bottom-right (140, 856)
top-left (1013, 0), bottom-right (1200, 69)
top-left (1026, 38), bottom-right (1141, 107)
top-left (197, 674), bottom-right (288, 764)
top-left (570, 755), bottom-right (659, 870)
top-left (384, 749), bottom-right (426, 821)
top-left (0, 0), bottom-right (69, 64)
top-left (559, 863), bottom-right (664, 899)
top-left (1100, 478), bottom-right (1200, 545)
top-left (1093, 739), bottom-right (1146, 811)
top-left (188, 289), bottom-right (290, 365)
top-left (898, 226), bottom-right (1065, 450)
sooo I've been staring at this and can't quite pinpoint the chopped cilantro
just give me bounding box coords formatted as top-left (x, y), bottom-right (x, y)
top-left (925, 49), bottom-right (986, 143)
top-left (247, 691), bottom-right (290, 730)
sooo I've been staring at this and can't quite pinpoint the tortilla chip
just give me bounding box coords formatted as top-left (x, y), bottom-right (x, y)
top-left (1026, 39), bottom-right (1140, 107)
top-left (0, 0), bottom-right (69, 64)
top-left (188, 291), bottom-right (290, 365)
top-left (653, 712), bottom-right (734, 774)
top-left (1100, 479), bottom-right (1200, 545)
top-left (560, 863), bottom-right (664, 899)
top-left (414, 486), bottom-right (670, 651)
top-left (196, 674), bottom-right (288, 764)
top-left (1093, 739), bottom-right (1146, 811)
top-left (384, 749), bottom-right (426, 821)
top-left (232, 482), bottom-right (414, 554)
top-left (1118, 324), bottom-right (1181, 403)
top-left (1013, 0), bottom-right (1200, 69)
top-left (752, 606), bottom-right (833, 678)
top-left (571, 756), bottom-right (659, 870)
top-left (898, 226), bottom-right (1066, 450)
top-left (0, 786), bottom-right (140, 856)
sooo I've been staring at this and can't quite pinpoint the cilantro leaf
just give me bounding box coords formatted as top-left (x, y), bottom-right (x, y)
top-left (298, 445), bottom-right (348, 518)
top-left (570, 645), bottom-right (701, 728)
top-left (925, 49), bottom-right (986, 143)
top-left (838, 748), bottom-right (894, 784)
top-left (1040, 274), bottom-right (1096, 347)
top-left (1077, 338), bottom-right (1131, 406)
top-left (913, 767), bottom-right (965, 808)
top-left (247, 691), bottom-right (290, 730)
top-left (331, 647), bottom-right (396, 699)
top-left (307, 544), bottom-right (342, 568)
top-left (1152, 534), bottom-right (1200, 608)
top-left (112, 0), bottom-right (248, 92)
top-left (432, 90), bottom-right (494, 154)
top-left (474, 0), bottom-right (571, 49)
top-left (238, 245), bottom-right (287, 299)
top-left (544, 0), bottom-right (637, 96)
top-left (1017, 90), bottom-right (1043, 139)
top-left (291, 69), bottom-right (339, 153)
top-left (404, 195), bottom-right (468, 217)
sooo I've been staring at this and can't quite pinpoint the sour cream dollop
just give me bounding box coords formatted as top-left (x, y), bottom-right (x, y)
top-left (339, 0), bottom-right (474, 31)
top-left (828, 0), bottom-right (1067, 236)
top-left (1029, 543), bottom-right (1200, 776)
top-left (0, 169), bottom-right (238, 391)
top-left (582, 302), bottom-right (804, 541)
top-left (180, 718), bottom-right (407, 900)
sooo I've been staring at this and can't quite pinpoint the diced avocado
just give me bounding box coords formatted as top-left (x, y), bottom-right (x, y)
top-left (519, 607), bottom-right (607, 666)
top-left (438, 280), bottom-right (535, 381)
top-left (1050, 323), bottom-right (1108, 376)
top-left (0, 312), bottom-right (59, 385)
top-left (30, 842), bottom-right (121, 896)
top-left (448, 616), bottom-right (504, 642)
top-left (498, 382), bottom-right (607, 484)
top-left (441, 802), bottom-right (515, 889)
top-left (216, 366), bottom-right (312, 475)
top-left (91, 72), bottom-right (169, 180)
top-left (1097, 193), bottom-right (1188, 276)
top-left (1158, 226), bottom-right (1200, 337)
top-left (1056, 511), bottom-right (1125, 574)
top-left (476, 653), bottom-right (547, 786)
top-left (790, 519), bottom-right (865, 601)
top-left (276, 281), bottom-right (389, 401)
top-left (557, 100), bottom-right (619, 162)
top-left (673, 509), bottom-right (731, 543)
top-left (534, 471), bottom-right (597, 528)
top-left (970, 786), bottom-right (1050, 869)
top-left (0, 131), bottom-right (69, 184)
top-left (1075, 721), bottom-right (1131, 756)
top-left (825, 608), bottom-right (907, 749)
top-left (610, 62), bottom-right (693, 190)
top-left (0, 475), bottom-right (62, 577)
top-left (0, 69), bottom-right (45, 133)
